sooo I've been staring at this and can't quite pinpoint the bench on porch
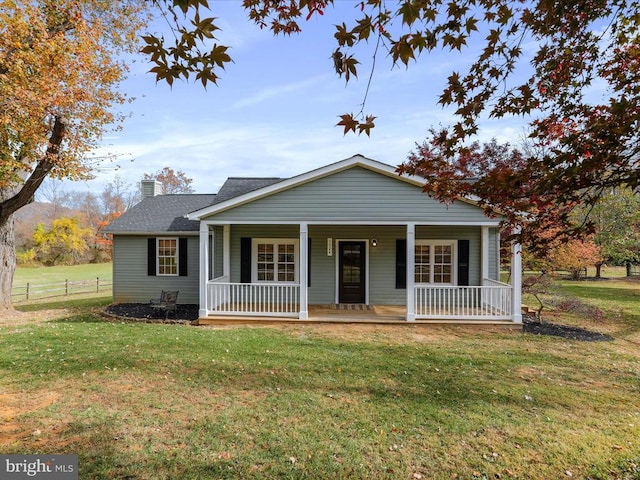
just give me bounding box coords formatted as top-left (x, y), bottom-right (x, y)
top-left (150, 290), bottom-right (179, 319)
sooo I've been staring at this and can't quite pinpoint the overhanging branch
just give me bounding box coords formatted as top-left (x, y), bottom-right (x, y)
top-left (0, 116), bottom-right (67, 225)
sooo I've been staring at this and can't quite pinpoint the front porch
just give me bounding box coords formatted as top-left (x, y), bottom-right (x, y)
top-left (196, 303), bottom-right (519, 326)
top-left (197, 222), bottom-right (522, 324)
top-left (200, 278), bottom-right (517, 323)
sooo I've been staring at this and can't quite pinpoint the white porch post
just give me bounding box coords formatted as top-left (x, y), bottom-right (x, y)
top-left (198, 223), bottom-right (209, 318)
top-left (481, 226), bottom-right (490, 280)
top-left (299, 223), bottom-right (309, 320)
top-left (406, 223), bottom-right (416, 321)
top-left (511, 229), bottom-right (523, 323)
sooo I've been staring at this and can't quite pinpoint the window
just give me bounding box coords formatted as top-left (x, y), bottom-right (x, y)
top-left (414, 240), bottom-right (455, 284)
top-left (158, 238), bottom-right (178, 276)
top-left (415, 244), bottom-right (431, 283)
top-left (253, 239), bottom-right (298, 283)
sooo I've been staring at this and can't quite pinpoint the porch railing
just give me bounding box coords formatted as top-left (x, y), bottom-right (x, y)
top-left (415, 280), bottom-right (512, 320)
top-left (207, 278), bottom-right (299, 316)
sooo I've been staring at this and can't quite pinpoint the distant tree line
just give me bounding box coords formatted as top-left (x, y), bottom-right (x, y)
top-left (519, 188), bottom-right (640, 279)
top-left (15, 168), bottom-right (193, 267)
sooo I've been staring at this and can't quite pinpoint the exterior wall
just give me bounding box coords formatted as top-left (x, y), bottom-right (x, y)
top-left (229, 224), bottom-right (300, 282)
top-left (415, 225), bottom-right (482, 286)
top-left (206, 167), bottom-right (494, 224)
top-left (112, 235), bottom-right (200, 304)
top-left (212, 226), bottom-right (224, 279)
top-left (488, 227), bottom-right (500, 280)
top-left (224, 224), bottom-right (489, 306)
top-left (308, 225), bottom-right (406, 305)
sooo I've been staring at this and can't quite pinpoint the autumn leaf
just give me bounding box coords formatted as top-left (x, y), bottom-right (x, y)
top-left (357, 115), bottom-right (376, 137)
top-left (336, 114), bottom-right (358, 135)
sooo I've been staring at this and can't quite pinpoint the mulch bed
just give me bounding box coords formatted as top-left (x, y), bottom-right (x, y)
top-left (103, 305), bottom-right (614, 341)
top-left (522, 314), bottom-right (613, 342)
top-left (104, 303), bottom-right (199, 324)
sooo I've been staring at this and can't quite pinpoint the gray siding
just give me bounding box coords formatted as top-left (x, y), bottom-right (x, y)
top-left (488, 227), bottom-right (500, 280)
top-left (212, 226), bottom-right (224, 279)
top-left (226, 224), bottom-right (488, 306)
top-left (416, 225), bottom-right (481, 286)
top-left (112, 235), bottom-right (200, 304)
top-left (229, 225), bottom-right (300, 283)
top-left (206, 167), bottom-right (494, 224)
top-left (308, 225), bottom-right (407, 305)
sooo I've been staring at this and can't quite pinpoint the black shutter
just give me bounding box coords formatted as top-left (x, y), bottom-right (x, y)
top-left (240, 237), bottom-right (252, 283)
top-left (147, 238), bottom-right (156, 276)
top-left (308, 238), bottom-right (312, 287)
top-left (458, 239), bottom-right (470, 286)
top-left (179, 238), bottom-right (188, 276)
top-left (396, 239), bottom-right (407, 289)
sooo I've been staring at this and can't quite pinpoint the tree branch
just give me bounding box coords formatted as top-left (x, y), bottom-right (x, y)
top-left (0, 116), bottom-right (67, 225)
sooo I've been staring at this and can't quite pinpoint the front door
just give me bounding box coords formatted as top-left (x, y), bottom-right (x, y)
top-left (339, 241), bottom-right (366, 304)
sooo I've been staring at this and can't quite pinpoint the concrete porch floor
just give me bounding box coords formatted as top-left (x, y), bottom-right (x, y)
top-left (196, 304), bottom-right (520, 327)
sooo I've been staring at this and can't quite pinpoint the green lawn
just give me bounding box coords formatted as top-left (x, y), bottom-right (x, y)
top-left (1, 278), bottom-right (639, 479)
top-left (12, 263), bottom-right (112, 303)
top-left (13, 263), bottom-right (112, 285)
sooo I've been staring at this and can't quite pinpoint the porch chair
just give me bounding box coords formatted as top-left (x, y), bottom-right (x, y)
top-left (150, 290), bottom-right (179, 319)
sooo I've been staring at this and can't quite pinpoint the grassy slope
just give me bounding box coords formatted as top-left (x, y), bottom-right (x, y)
top-left (1, 277), bottom-right (639, 479)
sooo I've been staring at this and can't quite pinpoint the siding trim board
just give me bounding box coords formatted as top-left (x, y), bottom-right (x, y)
top-left (200, 220), bottom-right (501, 227)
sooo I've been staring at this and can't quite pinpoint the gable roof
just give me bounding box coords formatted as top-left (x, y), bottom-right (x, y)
top-left (106, 154), bottom-right (498, 234)
top-left (103, 176), bottom-right (285, 234)
top-left (187, 154), bottom-right (427, 220)
top-left (104, 194), bottom-right (217, 234)
top-left (212, 177), bottom-right (283, 204)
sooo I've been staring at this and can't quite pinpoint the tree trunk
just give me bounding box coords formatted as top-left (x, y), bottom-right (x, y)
top-left (0, 214), bottom-right (16, 310)
top-left (0, 117), bottom-right (67, 310)
top-left (595, 262), bottom-right (603, 279)
top-left (627, 262), bottom-right (633, 277)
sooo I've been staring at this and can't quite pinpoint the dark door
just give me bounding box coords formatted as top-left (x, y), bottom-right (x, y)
top-left (339, 241), bottom-right (366, 303)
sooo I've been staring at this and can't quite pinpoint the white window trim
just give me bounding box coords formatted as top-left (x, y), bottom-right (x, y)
top-left (251, 238), bottom-right (299, 284)
top-left (157, 237), bottom-right (179, 277)
top-left (414, 239), bottom-right (457, 285)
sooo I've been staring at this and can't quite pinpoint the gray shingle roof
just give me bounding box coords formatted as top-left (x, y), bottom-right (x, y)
top-left (104, 194), bottom-right (217, 233)
top-left (104, 177), bottom-right (285, 234)
top-left (211, 177), bottom-right (283, 204)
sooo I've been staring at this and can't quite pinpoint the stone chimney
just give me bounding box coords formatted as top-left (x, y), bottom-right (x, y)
top-left (140, 180), bottom-right (163, 199)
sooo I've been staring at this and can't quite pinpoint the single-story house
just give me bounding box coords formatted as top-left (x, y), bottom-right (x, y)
top-left (105, 155), bottom-right (522, 323)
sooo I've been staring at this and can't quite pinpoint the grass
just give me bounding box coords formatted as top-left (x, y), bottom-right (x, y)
top-left (13, 263), bottom-right (112, 286)
top-left (1, 278), bottom-right (640, 479)
top-left (12, 263), bottom-right (113, 304)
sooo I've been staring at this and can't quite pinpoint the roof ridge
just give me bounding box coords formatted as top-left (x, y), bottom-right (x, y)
top-left (161, 193), bottom-right (217, 196)
top-left (225, 176), bottom-right (284, 180)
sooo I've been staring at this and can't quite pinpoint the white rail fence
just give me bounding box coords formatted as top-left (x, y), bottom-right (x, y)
top-left (11, 278), bottom-right (112, 303)
top-left (207, 280), bottom-right (299, 316)
top-left (415, 280), bottom-right (512, 320)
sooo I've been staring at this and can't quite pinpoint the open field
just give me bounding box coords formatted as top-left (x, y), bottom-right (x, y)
top-left (13, 263), bottom-right (113, 285)
top-left (1, 276), bottom-right (639, 479)
top-left (12, 263), bottom-right (113, 304)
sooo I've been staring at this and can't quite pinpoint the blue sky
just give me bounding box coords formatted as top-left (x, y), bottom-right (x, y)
top-left (83, 1), bottom-right (532, 196)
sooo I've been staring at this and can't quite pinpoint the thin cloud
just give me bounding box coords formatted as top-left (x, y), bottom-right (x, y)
top-left (232, 75), bottom-right (327, 109)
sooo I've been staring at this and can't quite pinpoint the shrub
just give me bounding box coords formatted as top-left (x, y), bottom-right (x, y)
top-left (16, 248), bottom-right (38, 267)
top-left (547, 295), bottom-right (605, 321)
